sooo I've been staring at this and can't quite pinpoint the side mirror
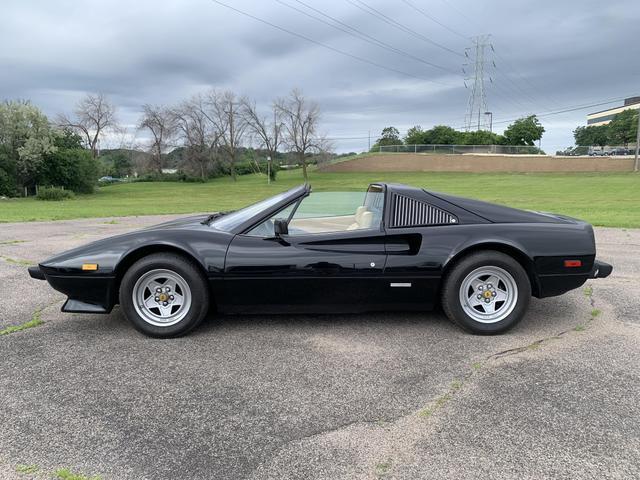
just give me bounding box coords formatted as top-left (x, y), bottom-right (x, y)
top-left (273, 218), bottom-right (289, 237)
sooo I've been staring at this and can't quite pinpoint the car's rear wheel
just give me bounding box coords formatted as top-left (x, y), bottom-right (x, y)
top-left (441, 251), bottom-right (531, 334)
top-left (119, 253), bottom-right (209, 337)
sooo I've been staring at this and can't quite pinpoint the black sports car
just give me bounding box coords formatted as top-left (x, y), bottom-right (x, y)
top-left (29, 183), bottom-right (612, 337)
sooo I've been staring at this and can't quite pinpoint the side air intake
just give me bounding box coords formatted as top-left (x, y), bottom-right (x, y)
top-left (390, 194), bottom-right (457, 228)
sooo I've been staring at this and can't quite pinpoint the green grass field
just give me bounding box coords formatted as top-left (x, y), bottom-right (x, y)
top-left (1, 169), bottom-right (639, 227)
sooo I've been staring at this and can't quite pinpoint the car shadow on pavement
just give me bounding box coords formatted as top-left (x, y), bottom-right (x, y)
top-left (88, 292), bottom-right (582, 343)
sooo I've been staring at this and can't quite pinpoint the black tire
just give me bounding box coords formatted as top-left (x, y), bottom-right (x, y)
top-left (119, 253), bottom-right (210, 338)
top-left (441, 250), bottom-right (531, 335)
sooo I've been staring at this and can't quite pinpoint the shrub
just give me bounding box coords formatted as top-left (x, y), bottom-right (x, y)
top-left (268, 161), bottom-right (279, 181)
top-left (0, 146), bottom-right (18, 197)
top-left (0, 167), bottom-right (15, 197)
top-left (133, 171), bottom-right (206, 183)
top-left (36, 186), bottom-right (74, 201)
top-left (38, 148), bottom-right (98, 194)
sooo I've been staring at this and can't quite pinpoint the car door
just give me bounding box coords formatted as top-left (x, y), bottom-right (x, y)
top-left (219, 190), bottom-right (390, 313)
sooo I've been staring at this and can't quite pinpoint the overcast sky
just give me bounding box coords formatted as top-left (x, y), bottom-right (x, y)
top-left (2, 0), bottom-right (639, 153)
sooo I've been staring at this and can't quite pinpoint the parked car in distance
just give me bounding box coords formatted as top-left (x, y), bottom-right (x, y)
top-left (609, 147), bottom-right (632, 156)
top-left (28, 183), bottom-right (612, 338)
top-left (98, 176), bottom-right (123, 183)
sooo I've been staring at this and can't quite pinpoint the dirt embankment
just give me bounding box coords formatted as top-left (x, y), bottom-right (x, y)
top-left (324, 154), bottom-right (635, 172)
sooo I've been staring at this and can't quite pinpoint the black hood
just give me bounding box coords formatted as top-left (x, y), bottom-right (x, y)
top-left (430, 192), bottom-right (575, 224)
top-left (144, 214), bottom-right (211, 230)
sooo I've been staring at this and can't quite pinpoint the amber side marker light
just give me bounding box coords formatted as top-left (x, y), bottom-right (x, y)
top-left (82, 263), bottom-right (99, 271)
top-left (564, 260), bottom-right (582, 268)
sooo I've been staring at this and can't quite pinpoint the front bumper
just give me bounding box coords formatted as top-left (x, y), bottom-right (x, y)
top-left (588, 259), bottom-right (613, 279)
top-left (27, 265), bottom-right (115, 313)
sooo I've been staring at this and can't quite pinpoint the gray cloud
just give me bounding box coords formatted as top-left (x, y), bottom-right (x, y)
top-left (1, 0), bottom-right (638, 153)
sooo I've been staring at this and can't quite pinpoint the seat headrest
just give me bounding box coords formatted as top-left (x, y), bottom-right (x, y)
top-left (359, 211), bottom-right (373, 229)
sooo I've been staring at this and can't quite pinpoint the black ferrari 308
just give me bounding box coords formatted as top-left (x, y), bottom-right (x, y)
top-left (29, 183), bottom-right (612, 337)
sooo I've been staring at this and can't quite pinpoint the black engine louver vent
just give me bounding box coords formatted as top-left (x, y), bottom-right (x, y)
top-left (390, 194), bottom-right (458, 227)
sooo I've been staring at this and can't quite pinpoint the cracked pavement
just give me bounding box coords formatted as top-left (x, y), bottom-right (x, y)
top-left (0, 217), bottom-right (638, 479)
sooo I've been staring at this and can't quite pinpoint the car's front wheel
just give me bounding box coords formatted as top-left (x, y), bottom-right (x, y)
top-left (119, 253), bottom-right (210, 337)
top-left (441, 251), bottom-right (531, 334)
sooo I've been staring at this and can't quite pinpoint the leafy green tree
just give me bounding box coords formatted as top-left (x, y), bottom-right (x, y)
top-left (54, 128), bottom-right (85, 150)
top-left (38, 148), bottom-right (98, 194)
top-left (0, 145), bottom-right (17, 196)
top-left (573, 125), bottom-right (609, 147)
top-left (404, 125), bottom-right (425, 145)
top-left (503, 115), bottom-right (545, 146)
top-left (376, 126), bottom-right (403, 146)
top-left (608, 109), bottom-right (638, 146)
top-left (111, 152), bottom-right (133, 177)
top-left (459, 130), bottom-right (505, 145)
top-left (423, 125), bottom-right (460, 145)
top-left (0, 101), bottom-right (56, 192)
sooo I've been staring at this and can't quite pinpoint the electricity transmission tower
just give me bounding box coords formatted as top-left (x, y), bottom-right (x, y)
top-left (463, 34), bottom-right (493, 132)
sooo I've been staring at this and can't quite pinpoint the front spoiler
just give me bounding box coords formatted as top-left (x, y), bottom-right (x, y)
top-left (28, 266), bottom-right (46, 280)
top-left (62, 299), bottom-right (111, 314)
top-left (588, 260), bottom-right (613, 279)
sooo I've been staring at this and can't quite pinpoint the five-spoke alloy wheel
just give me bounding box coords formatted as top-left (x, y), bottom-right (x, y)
top-left (133, 269), bottom-right (192, 327)
top-left (120, 253), bottom-right (209, 337)
top-left (442, 251), bottom-right (531, 334)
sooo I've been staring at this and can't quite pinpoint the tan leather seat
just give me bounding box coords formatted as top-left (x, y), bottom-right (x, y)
top-left (347, 206), bottom-right (372, 230)
top-left (359, 211), bottom-right (373, 229)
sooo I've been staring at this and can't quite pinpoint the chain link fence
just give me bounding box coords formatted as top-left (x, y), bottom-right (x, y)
top-left (378, 144), bottom-right (542, 155)
top-left (561, 145), bottom-right (638, 156)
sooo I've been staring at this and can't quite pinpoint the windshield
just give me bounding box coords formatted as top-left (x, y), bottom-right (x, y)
top-left (210, 187), bottom-right (300, 232)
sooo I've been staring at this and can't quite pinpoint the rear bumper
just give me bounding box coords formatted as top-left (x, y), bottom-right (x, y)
top-left (536, 259), bottom-right (612, 298)
top-left (588, 259), bottom-right (613, 279)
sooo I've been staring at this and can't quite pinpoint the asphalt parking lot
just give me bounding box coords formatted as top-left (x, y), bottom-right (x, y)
top-left (0, 216), bottom-right (638, 479)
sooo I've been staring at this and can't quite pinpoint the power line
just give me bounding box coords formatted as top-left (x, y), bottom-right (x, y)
top-left (492, 49), bottom-right (562, 110)
top-left (398, 0), bottom-right (468, 40)
top-left (275, 0), bottom-right (460, 75)
top-left (433, 0), bottom-right (563, 112)
top-left (224, 0), bottom-right (542, 119)
top-left (436, 0), bottom-right (478, 30)
top-left (209, 0), bottom-right (455, 86)
top-left (384, 0), bottom-right (542, 116)
top-left (490, 74), bottom-right (542, 113)
top-left (346, 0), bottom-right (464, 58)
top-left (451, 95), bottom-right (634, 130)
top-left (330, 96), bottom-right (635, 142)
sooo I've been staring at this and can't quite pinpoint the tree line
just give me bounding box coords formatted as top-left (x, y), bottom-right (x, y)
top-left (573, 109), bottom-right (639, 148)
top-left (372, 115), bottom-right (545, 150)
top-left (134, 88), bottom-right (326, 182)
top-left (0, 88), bottom-right (326, 197)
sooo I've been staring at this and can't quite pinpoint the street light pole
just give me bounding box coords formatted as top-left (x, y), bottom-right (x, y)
top-left (266, 156), bottom-right (271, 184)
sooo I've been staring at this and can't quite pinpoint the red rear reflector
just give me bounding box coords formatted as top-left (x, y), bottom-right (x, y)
top-left (564, 260), bottom-right (582, 268)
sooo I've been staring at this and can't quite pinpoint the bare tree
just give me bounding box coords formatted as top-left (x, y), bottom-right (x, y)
top-left (241, 98), bottom-right (283, 181)
top-left (138, 104), bottom-right (177, 174)
top-left (57, 92), bottom-right (118, 158)
top-left (172, 94), bottom-right (221, 180)
top-left (209, 90), bottom-right (247, 181)
top-left (276, 89), bottom-right (323, 181)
